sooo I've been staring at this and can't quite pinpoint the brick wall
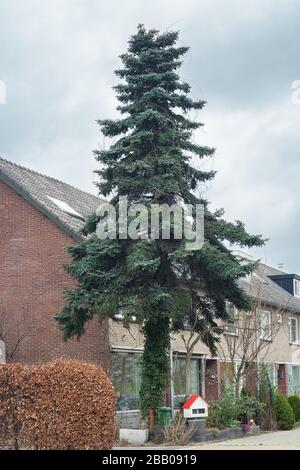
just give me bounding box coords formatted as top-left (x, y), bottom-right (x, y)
top-left (0, 180), bottom-right (109, 367)
top-left (278, 364), bottom-right (288, 395)
top-left (205, 359), bottom-right (221, 401)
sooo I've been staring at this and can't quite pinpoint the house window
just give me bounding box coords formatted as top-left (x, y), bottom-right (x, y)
top-left (46, 195), bottom-right (84, 220)
top-left (220, 362), bottom-right (244, 394)
top-left (289, 317), bottom-right (299, 344)
top-left (173, 357), bottom-right (200, 409)
top-left (260, 310), bottom-right (272, 341)
top-left (110, 351), bottom-right (142, 411)
top-left (220, 362), bottom-right (235, 392)
top-left (288, 365), bottom-right (300, 396)
top-left (294, 279), bottom-right (300, 297)
top-left (263, 363), bottom-right (276, 386)
top-left (225, 303), bottom-right (238, 336)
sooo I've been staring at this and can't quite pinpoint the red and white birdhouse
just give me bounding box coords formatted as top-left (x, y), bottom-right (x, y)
top-left (182, 394), bottom-right (208, 419)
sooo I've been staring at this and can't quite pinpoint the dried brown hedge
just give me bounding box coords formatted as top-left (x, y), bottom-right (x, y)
top-left (0, 359), bottom-right (115, 449)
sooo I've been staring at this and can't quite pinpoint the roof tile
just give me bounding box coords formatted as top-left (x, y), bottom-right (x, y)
top-left (0, 157), bottom-right (103, 237)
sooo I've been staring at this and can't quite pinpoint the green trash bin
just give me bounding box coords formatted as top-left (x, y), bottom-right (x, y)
top-left (158, 406), bottom-right (172, 426)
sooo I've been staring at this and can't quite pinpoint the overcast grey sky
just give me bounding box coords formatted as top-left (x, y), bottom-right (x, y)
top-left (1, 0), bottom-right (300, 272)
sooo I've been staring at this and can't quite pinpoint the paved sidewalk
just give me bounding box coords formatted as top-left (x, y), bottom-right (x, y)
top-left (114, 427), bottom-right (300, 451)
top-left (186, 426), bottom-right (300, 450)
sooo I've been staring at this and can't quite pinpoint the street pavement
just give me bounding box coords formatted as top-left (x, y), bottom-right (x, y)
top-left (114, 426), bottom-right (300, 451)
top-left (186, 426), bottom-right (300, 450)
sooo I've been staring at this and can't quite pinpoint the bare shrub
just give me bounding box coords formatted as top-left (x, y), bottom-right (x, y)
top-left (163, 413), bottom-right (196, 445)
top-left (0, 359), bottom-right (115, 449)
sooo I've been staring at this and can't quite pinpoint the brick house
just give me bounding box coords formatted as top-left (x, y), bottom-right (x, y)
top-left (0, 157), bottom-right (109, 366)
top-left (1, 158), bottom-right (300, 429)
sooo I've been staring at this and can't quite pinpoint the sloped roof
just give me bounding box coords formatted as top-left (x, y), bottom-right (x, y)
top-left (0, 157), bottom-right (103, 240)
top-left (183, 394), bottom-right (207, 408)
top-left (240, 262), bottom-right (300, 314)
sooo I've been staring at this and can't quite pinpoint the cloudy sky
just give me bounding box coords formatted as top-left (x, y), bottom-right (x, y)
top-left (1, 0), bottom-right (300, 271)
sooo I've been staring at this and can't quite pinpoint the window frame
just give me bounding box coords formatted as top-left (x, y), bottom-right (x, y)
top-left (220, 361), bottom-right (244, 395)
top-left (259, 309), bottom-right (272, 342)
top-left (262, 363), bottom-right (276, 387)
top-left (224, 303), bottom-right (238, 336)
top-left (110, 350), bottom-right (142, 412)
top-left (288, 365), bottom-right (300, 396)
top-left (294, 279), bottom-right (300, 298)
top-left (173, 355), bottom-right (201, 409)
top-left (289, 316), bottom-right (299, 345)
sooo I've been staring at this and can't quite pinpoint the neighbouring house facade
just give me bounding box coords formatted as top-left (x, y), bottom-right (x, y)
top-left (110, 268), bottom-right (300, 427)
top-left (1, 158), bottom-right (300, 429)
top-left (0, 157), bottom-right (109, 366)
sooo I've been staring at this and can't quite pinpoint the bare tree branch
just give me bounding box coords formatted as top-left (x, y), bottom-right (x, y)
top-left (0, 302), bottom-right (32, 361)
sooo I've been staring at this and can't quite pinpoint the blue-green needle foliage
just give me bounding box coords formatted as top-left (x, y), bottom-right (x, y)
top-left (55, 25), bottom-right (264, 418)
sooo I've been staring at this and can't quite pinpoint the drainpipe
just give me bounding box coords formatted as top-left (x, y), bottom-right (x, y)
top-left (256, 308), bottom-right (260, 398)
top-left (201, 355), bottom-right (207, 398)
top-left (169, 320), bottom-right (175, 418)
top-left (170, 342), bottom-right (174, 418)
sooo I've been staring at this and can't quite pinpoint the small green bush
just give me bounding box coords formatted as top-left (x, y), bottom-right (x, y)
top-left (275, 393), bottom-right (295, 430)
top-left (206, 388), bottom-right (263, 429)
top-left (236, 394), bottom-right (264, 419)
top-left (207, 388), bottom-right (237, 429)
top-left (287, 396), bottom-right (300, 422)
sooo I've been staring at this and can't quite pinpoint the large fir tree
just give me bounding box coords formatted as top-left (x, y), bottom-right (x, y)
top-left (56, 25), bottom-right (264, 425)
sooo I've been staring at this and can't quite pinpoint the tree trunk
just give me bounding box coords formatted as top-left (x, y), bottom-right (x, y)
top-left (235, 378), bottom-right (241, 397)
top-left (185, 353), bottom-right (192, 397)
top-left (148, 409), bottom-right (155, 431)
top-left (139, 315), bottom-right (170, 427)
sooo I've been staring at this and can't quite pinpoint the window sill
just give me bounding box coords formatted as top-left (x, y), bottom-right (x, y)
top-left (289, 342), bottom-right (300, 346)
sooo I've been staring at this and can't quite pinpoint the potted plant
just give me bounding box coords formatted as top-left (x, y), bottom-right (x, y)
top-left (119, 418), bottom-right (149, 445)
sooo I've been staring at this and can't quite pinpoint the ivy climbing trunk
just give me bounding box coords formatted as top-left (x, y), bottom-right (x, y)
top-left (140, 315), bottom-right (170, 429)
